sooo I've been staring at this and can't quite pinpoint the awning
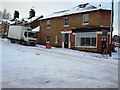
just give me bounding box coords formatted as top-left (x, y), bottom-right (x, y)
top-left (72, 26), bottom-right (111, 33)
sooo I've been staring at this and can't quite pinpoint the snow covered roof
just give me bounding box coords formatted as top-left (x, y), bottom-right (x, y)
top-left (0, 19), bottom-right (15, 25)
top-left (0, 15), bottom-right (42, 25)
top-left (7, 19), bottom-right (15, 25)
top-left (32, 26), bottom-right (40, 32)
top-left (22, 16), bottom-right (43, 24)
top-left (42, 3), bottom-right (110, 20)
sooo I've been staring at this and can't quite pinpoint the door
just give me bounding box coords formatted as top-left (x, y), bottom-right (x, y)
top-left (64, 34), bottom-right (69, 48)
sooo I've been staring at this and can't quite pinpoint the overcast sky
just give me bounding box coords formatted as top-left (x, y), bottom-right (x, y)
top-left (0, 0), bottom-right (119, 35)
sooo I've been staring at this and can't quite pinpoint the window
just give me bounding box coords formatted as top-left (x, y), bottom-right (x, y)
top-left (24, 32), bottom-right (27, 37)
top-left (55, 35), bottom-right (58, 43)
top-left (28, 32), bottom-right (37, 38)
top-left (75, 32), bottom-right (96, 47)
top-left (46, 36), bottom-right (50, 43)
top-left (64, 17), bottom-right (69, 26)
top-left (83, 14), bottom-right (89, 24)
top-left (46, 20), bottom-right (50, 28)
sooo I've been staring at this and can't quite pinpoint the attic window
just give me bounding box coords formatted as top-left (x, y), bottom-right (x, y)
top-left (83, 14), bottom-right (89, 24)
top-left (46, 20), bottom-right (50, 28)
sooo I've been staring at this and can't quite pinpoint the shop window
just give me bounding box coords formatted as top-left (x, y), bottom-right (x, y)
top-left (75, 32), bottom-right (96, 47)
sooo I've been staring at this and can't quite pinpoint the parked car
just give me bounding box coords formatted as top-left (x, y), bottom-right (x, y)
top-left (115, 43), bottom-right (120, 47)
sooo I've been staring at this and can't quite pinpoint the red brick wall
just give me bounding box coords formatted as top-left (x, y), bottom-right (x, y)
top-left (38, 10), bottom-right (111, 52)
top-left (97, 34), bottom-right (102, 52)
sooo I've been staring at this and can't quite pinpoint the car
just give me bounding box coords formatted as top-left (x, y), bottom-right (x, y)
top-left (115, 43), bottom-right (120, 47)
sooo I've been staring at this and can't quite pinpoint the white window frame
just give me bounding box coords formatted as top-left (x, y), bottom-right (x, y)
top-left (75, 32), bottom-right (97, 48)
top-left (82, 14), bottom-right (89, 25)
top-left (46, 20), bottom-right (50, 28)
top-left (46, 36), bottom-right (50, 43)
top-left (55, 35), bottom-right (58, 44)
top-left (64, 17), bottom-right (69, 27)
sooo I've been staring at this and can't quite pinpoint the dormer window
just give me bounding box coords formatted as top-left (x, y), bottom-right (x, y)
top-left (83, 14), bottom-right (89, 24)
top-left (46, 20), bottom-right (50, 28)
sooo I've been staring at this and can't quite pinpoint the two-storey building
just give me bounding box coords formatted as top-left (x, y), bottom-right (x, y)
top-left (38, 3), bottom-right (111, 53)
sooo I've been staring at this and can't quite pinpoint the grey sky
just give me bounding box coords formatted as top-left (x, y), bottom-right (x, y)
top-left (0, 0), bottom-right (119, 35)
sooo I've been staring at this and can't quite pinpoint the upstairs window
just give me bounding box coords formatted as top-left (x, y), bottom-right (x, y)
top-left (64, 17), bottom-right (69, 26)
top-left (83, 14), bottom-right (89, 24)
top-left (46, 20), bottom-right (50, 28)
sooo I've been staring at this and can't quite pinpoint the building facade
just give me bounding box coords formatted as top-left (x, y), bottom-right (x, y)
top-left (38, 4), bottom-right (111, 53)
top-left (0, 9), bottom-right (42, 38)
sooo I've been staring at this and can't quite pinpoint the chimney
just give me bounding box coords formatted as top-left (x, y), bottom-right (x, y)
top-left (29, 9), bottom-right (35, 18)
top-left (14, 10), bottom-right (19, 19)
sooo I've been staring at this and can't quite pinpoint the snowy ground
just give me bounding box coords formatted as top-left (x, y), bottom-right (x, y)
top-left (1, 38), bottom-right (118, 88)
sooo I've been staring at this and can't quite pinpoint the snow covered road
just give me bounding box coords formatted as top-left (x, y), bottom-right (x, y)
top-left (1, 39), bottom-right (118, 88)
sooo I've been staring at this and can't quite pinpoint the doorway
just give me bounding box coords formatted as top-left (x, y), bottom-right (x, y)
top-left (61, 31), bottom-right (71, 48)
top-left (64, 33), bottom-right (69, 48)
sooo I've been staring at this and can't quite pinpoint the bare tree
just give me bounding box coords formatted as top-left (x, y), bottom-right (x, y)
top-left (0, 11), bottom-right (2, 20)
top-left (0, 9), bottom-right (11, 19)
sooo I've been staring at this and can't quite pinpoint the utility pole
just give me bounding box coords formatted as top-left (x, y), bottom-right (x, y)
top-left (109, 0), bottom-right (114, 57)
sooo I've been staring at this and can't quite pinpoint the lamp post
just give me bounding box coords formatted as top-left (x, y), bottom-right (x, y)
top-left (109, 0), bottom-right (114, 57)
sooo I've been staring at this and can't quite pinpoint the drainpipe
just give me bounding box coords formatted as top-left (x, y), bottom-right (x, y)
top-left (109, 0), bottom-right (114, 57)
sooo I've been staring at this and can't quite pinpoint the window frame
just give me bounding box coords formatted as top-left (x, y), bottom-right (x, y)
top-left (64, 17), bottom-right (69, 27)
top-left (46, 20), bottom-right (50, 28)
top-left (46, 36), bottom-right (50, 43)
top-left (75, 32), bottom-right (97, 48)
top-left (82, 14), bottom-right (89, 25)
top-left (54, 35), bottom-right (58, 44)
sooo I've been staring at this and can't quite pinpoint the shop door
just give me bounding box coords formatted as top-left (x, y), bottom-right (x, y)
top-left (64, 34), bottom-right (69, 48)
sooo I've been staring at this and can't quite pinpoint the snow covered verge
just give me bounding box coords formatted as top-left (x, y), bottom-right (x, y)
top-left (1, 38), bottom-right (118, 88)
top-left (0, 39), bottom-right (2, 89)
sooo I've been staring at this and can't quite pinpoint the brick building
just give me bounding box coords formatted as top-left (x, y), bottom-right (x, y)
top-left (0, 9), bottom-right (43, 37)
top-left (38, 3), bottom-right (111, 53)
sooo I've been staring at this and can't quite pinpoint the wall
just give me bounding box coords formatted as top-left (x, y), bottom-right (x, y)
top-left (38, 10), bottom-right (111, 52)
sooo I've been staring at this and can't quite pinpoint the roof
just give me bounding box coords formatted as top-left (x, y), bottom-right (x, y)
top-left (0, 15), bottom-right (43, 25)
top-left (0, 19), bottom-right (15, 25)
top-left (22, 16), bottom-right (41, 24)
top-left (7, 19), bottom-right (15, 25)
top-left (32, 26), bottom-right (40, 32)
top-left (42, 3), bottom-right (110, 20)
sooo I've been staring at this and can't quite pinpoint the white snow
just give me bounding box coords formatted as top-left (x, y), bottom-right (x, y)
top-left (1, 38), bottom-right (118, 88)
top-left (23, 16), bottom-right (40, 24)
top-left (0, 16), bottom-right (40, 25)
top-left (1, 19), bottom-right (15, 25)
top-left (0, 38), bottom-right (2, 89)
top-left (7, 20), bottom-right (15, 25)
top-left (0, 21), bottom-right (2, 24)
top-left (43, 3), bottom-right (107, 20)
top-left (32, 26), bottom-right (40, 32)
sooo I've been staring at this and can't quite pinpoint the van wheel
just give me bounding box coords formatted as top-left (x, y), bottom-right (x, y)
top-left (10, 39), bottom-right (15, 43)
top-left (21, 41), bottom-right (27, 45)
top-left (21, 41), bottom-right (25, 45)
